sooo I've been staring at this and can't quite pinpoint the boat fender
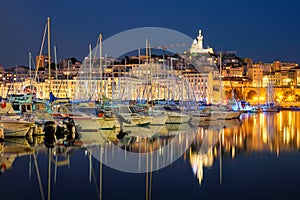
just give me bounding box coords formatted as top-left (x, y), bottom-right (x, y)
top-left (44, 121), bottom-right (57, 148)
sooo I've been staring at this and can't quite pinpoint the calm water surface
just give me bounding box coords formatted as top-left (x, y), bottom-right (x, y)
top-left (1, 111), bottom-right (300, 200)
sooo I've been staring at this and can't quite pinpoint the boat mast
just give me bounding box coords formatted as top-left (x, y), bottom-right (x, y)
top-left (145, 39), bottom-right (148, 64)
top-left (89, 44), bottom-right (92, 99)
top-left (219, 51), bottom-right (223, 104)
top-left (145, 39), bottom-right (148, 101)
top-left (47, 17), bottom-right (52, 96)
top-left (54, 46), bottom-right (58, 82)
top-left (29, 51), bottom-right (32, 95)
top-left (67, 59), bottom-right (70, 97)
top-left (99, 33), bottom-right (103, 102)
top-left (105, 54), bottom-right (108, 98)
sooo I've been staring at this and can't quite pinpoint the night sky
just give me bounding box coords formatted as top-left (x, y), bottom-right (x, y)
top-left (1, 0), bottom-right (300, 67)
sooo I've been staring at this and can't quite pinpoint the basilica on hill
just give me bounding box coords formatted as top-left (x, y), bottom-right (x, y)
top-left (189, 30), bottom-right (214, 54)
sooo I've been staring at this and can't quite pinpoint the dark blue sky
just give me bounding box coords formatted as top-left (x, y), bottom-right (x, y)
top-left (1, 0), bottom-right (300, 67)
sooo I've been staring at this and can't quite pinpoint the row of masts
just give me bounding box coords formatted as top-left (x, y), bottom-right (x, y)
top-left (33, 17), bottom-right (164, 100)
top-left (24, 17), bottom-right (214, 103)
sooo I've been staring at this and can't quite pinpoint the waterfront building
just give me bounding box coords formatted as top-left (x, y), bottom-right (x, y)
top-left (1, 31), bottom-right (300, 107)
top-left (295, 68), bottom-right (300, 86)
top-left (247, 67), bottom-right (263, 87)
top-left (36, 55), bottom-right (49, 69)
top-left (272, 61), bottom-right (281, 72)
top-left (222, 66), bottom-right (244, 77)
top-left (280, 62), bottom-right (298, 71)
top-left (280, 70), bottom-right (291, 86)
top-left (262, 72), bottom-right (281, 87)
top-left (252, 62), bottom-right (272, 73)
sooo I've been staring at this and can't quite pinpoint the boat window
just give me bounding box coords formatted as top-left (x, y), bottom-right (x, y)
top-left (21, 105), bottom-right (26, 113)
top-left (27, 105), bottom-right (32, 111)
top-left (12, 104), bottom-right (20, 111)
top-left (163, 106), bottom-right (172, 111)
top-left (129, 106), bottom-right (137, 113)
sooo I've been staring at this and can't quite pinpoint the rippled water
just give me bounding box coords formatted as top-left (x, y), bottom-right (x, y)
top-left (1, 111), bottom-right (300, 200)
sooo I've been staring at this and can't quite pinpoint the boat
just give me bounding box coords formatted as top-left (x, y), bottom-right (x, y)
top-left (7, 94), bottom-right (34, 116)
top-left (116, 104), bottom-right (152, 127)
top-left (147, 110), bottom-right (168, 125)
top-left (0, 102), bottom-right (36, 137)
top-left (152, 105), bottom-right (190, 124)
top-left (262, 106), bottom-right (279, 112)
top-left (189, 109), bottom-right (217, 126)
top-left (97, 108), bottom-right (120, 129)
top-left (250, 106), bottom-right (262, 113)
top-left (50, 102), bottom-right (104, 132)
top-left (197, 106), bottom-right (241, 120)
top-left (139, 105), bottom-right (168, 125)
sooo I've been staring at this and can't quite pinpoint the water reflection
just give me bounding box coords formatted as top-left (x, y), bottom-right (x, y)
top-left (1, 111), bottom-right (300, 199)
top-left (0, 138), bottom-right (34, 175)
top-left (189, 111), bottom-right (300, 185)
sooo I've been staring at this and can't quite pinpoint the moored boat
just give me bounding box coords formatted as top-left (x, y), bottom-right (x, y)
top-left (0, 102), bottom-right (36, 137)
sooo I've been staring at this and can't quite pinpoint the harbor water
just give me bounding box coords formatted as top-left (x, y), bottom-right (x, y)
top-left (1, 111), bottom-right (300, 200)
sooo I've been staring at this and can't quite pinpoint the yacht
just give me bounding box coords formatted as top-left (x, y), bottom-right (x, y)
top-left (201, 106), bottom-right (241, 120)
top-left (153, 105), bottom-right (190, 124)
top-left (50, 103), bottom-right (104, 132)
top-left (116, 105), bottom-right (152, 127)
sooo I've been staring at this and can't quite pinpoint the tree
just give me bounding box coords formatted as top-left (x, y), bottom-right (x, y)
top-left (246, 90), bottom-right (257, 101)
top-left (233, 88), bottom-right (243, 101)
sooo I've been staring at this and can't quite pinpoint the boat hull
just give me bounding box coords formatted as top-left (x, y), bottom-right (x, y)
top-left (149, 113), bottom-right (168, 125)
top-left (166, 114), bottom-right (190, 124)
top-left (1, 121), bottom-right (35, 137)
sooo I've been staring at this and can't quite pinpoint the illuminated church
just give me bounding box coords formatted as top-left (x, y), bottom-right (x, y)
top-left (190, 30), bottom-right (214, 54)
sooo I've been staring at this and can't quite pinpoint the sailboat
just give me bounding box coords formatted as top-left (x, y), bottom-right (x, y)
top-left (262, 82), bottom-right (279, 112)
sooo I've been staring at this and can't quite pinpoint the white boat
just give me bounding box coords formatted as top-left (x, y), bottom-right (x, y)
top-left (153, 105), bottom-right (190, 124)
top-left (200, 106), bottom-right (241, 120)
top-left (189, 110), bottom-right (217, 126)
top-left (262, 107), bottom-right (279, 113)
top-left (117, 105), bottom-right (152, 127)
top-left (50, 103), bottom-right (104, 132)
top-left (71, 112), bottom-right (104, 131)
top-left (148, 112), bottom-right (168, 125)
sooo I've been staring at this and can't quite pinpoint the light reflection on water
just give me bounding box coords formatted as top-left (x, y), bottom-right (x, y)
top-left (1, 111), bottom-right (300, 199)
